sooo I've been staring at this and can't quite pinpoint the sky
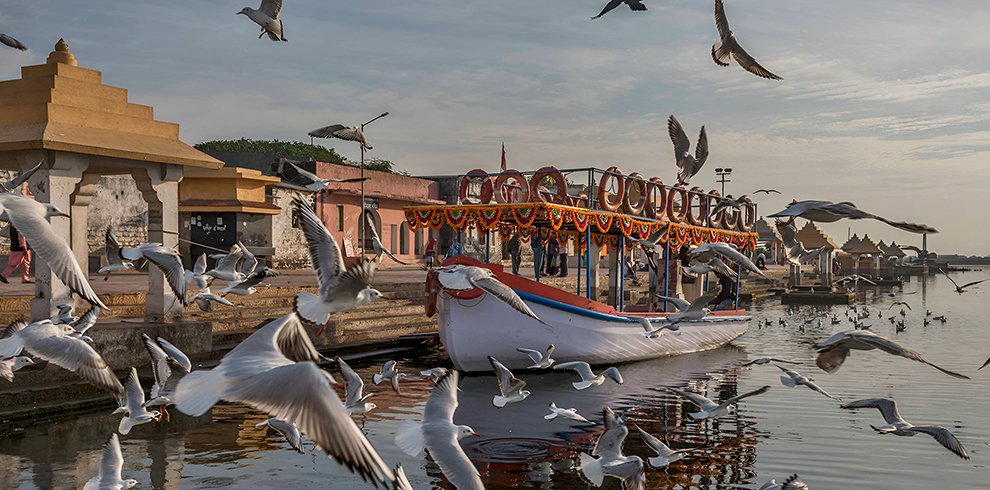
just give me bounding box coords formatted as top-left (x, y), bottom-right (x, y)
top-left (2, 1), bottom-right (989, 254)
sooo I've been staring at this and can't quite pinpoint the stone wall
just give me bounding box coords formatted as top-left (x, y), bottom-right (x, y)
top-left (270, 186), bottom-right (311, 269)
top-left (86, 175), bottom-right (148, 254)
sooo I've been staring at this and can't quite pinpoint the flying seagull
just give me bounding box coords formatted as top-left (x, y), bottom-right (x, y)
top-left (256, 418), bottom-right (306, 453)
top-left (709, 195), bottom-right (749, 218)
top-left (554, 361), bottom-right (623, 390)
top-left (578, 407), bottom-right (646, 490)
top-left (0, 356), bottom-right (34, 382)
top-left (635, 224), bottom-right (669, 251)
top-left (668, 385), bottom-right (770, 419)
top-left (775, 219), bottom-right (829, 266)
top-left (337, 357), bottom-right (376, 415)
top-left (592, 0), bottom-right (647, 20)
top-left (118, 367), bottom-right (162, 435)
top-left (365, 211), bottom-right (407, 265)
top-left (712, 0), bottom-right (782, 80)
top-left (141, 334), bottom-right (188, 421)
top-left (516, 344), bottom-right (555, 369)
top-left (373, 360), bottom-right (406, 395)
top-left (84, 433), bottom-right (138, 490)
top-left (545, 402), bottom-right (591, 423)
top-left (215, 267), bottom-right (279, 297)
top-left (292, 198), bottom-right (381, 328)
top-left (667, 115), bottom-right (709, 186)
top-left (308, 124), bottom-right (373, 150)
top-left (395, 371), bottom-right (483, 490)
top-left (655, 293), bottom-right (718, 326)
top-left (99, 227), bottom-right (136, 280)
top-left (191, 288), bottom-right (236, 312)
top-left (0, 33), bottom-right (28, 51)
top-left (238, 241), bottom-right (258, 277)
top-left (419, 367), bottom-right (449, 384)
top-left (434, 264), bottom-right (547, 325)
top-left (238, 0), bottom-right (287, 41)
top-left (205, 243), bottom-right (246, 282)
top-left (489, 355), bottom-right (530, 407)
top-left (815, 330), bottom-right (969, 379)
top-left (0, 193), bottom-right (108, 309)
top-left (688, 242), bottom-right (764, 277)
top-left (937, 268), bottom-right (987, 294)
top-left (274, 159), bottom-right (369, 192)
top-left (740, 357), bottom-right (799, 367)
top-left (1, 161), bottom-right (42, 192)
top-left (174, 314), bottom-right (410, 489)
top-left (119, 243), bottom-right (187, 305)
top-left (888, 301), bottom-right (912, 311)
top-left (769, 200), bottom-right (937, 234)
top-left (638, 317), bottom-right (679, 338)
top-left (635, 425), bottom-right (706, 468)
top-left (841, 398), bottom-right (970, 460)
top-left (776, 364), bottom-right (837, 400)
top-left (753, 189), bottom-right (780, 195)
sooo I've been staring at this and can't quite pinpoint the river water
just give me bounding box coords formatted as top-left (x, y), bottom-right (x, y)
top-left (4, 271), bottom-right (989, 489)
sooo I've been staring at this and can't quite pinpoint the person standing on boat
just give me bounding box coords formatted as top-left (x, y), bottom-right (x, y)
top-left (424, 236), bottom-right (437, 268)
top-left (546, 237), bottom-right (559, 276)
top-left (532, 237), bottom-right (544, 282)
top-left (507, 233), bottom-right (521, 275)
top-left (558, 237), bottom-right (570, 278)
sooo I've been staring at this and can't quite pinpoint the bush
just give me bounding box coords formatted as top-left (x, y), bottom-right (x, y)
top-left (195, 138), bottom-right (345, 164)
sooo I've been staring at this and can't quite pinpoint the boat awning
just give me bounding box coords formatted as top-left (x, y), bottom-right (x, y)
top-left (404, 201), bottom-right (758, 251)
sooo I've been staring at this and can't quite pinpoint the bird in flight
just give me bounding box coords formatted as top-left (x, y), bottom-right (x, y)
top-left (753, 189), bottom-right (780, 195)
top-left (592, 0), bottom-right (647, 20)
top-left (238, 0), bottom-right (287, 41)
top-left (0, 34), bottom-right (28, 51)
top-left (711, 0), bottom-right (782, 80)
top-left (668, 115), bottom-right (709, 186)
top-left (938, 268), bottom-right (987, 294)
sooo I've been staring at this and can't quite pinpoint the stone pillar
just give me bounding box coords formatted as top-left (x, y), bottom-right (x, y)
top-left (70, 173), bottom-right (102, 272)
top-left (23, 152), bottom-right (87, 320)
top-left (132, 164), bottom-right (183, 322)
top-left (586, 242), bottom-right (601, 300)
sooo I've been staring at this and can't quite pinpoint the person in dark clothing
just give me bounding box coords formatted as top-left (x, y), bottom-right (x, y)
top-left (546, 238), bottom-right (559, 276)
top-left (507, 234), bottom-right (521, 275)
top-left (558, 237), bottom-right (569, 277)
top-left (0, 225), bottom-right (31, 283)
top-left (532, 238), bottom-right (544, 282)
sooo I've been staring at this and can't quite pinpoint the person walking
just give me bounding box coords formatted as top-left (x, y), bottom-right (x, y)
top-left (424, 236), bottom-right (437, 269)
top-left (558, 237), bottom-right (570, 278)
top-left (532, 238), bottom-right (544, 282)
top-left (0, 225), bottom-right (32, 284)
top-left (507, 233), bottom-right (521, 275)
top-left (546, 237), bottom-right (559, 276)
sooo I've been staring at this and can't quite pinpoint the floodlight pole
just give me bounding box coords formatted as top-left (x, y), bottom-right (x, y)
top-left (358, 112), bottom-right (389, 256)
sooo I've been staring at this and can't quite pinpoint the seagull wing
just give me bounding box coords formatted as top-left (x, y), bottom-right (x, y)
top-left (515, 347), bottom-right (543, 365)
top-left (857, 333), bottom-right (970, 379)
top-left (592, 0), bottom-right (624, 19)
top-left (708, 257), bottom-right (739, 279)
top-left (593, 407), bottom-right (629, 459)
top-left (937, 268), bottom-right (961, 289)
top-left (3, 161), bottom-right (42, 192)
top-left (802, 379), bottom-right (837, 400)
top-left (123, 367), bottom-right (146, 411)
top-left (142, 334), bottom-right (171, 390)
top-left (73, 307), bottom-right (100, 335)
top-left (141, 246), bottom-right (188, 304)
top-left (308, 124), bottom-right (348, 138)
top-left (731, 43), bottom-right (783, 80)
top-left (0, 195), bottom-right (107, 309)
top-left (700, 242), bottom-right (763, 276)
top-left (695, 126), bottom-right (709, 168)
top-left (669, 388), bottom-right (718, 412)
top-left (959, 278), bottom-right (988, 290)
top-left (155, 337), bottom-right (192, 373)
top-left (634, 425), bottom-right (672, 457)
top-left (21, 323), bottom-right (124, 398)
top-left (104, 226), bottom-right (124, 266)
top-left (489, 356), bottom-right (524, 396)
top-left (667, 115), bottom-right (691, 166)
top-left (840, 398), bottom-right (906, 425)
top-left (0, 33), bottom-right (28, 51)
top-left (214, 244), bottom-right (244, 273)
top-left (753, 189), bottom-right (780, 195)
top-left (554, 361), bottom-right (595, 381)
top-left (655, 295), bottom-right (690, 312)
top-left (238, 241), bottom-right (258, 276)
top-left (721, 384), bottom-right (770, 406)
top-left (193, 253), bottom-right (207, 275)
top-left (871, 216), bottom-right (938, 234)
top-left (294, 197), bottom-right (345, 297)
top-left (686, 293), bottom-right (718, 313)
top-left (909, 426), bottom-right (970, 459)
top-left (470, 275), bottom-right (543, 323)
top-left (425, 371), bottom-right (460, 423)
top-left (422, 371), bottom-right (483, 489)
top-left (260, 0), bottom-right (283, 18)
top-left (266, 418), bottom-right (306, 454)
top-left (714, 0), bottom-right (730, 37)
top-left (336, 357), bottom-right (365, 406)
top-left (98, 433), bottom-right (124, 484)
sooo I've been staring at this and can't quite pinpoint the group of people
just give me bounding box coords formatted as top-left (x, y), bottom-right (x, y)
top-left (505, 234), bottom-right (568, 282)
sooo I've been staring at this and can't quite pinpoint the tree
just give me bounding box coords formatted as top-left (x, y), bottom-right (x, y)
top-left (195, 138), bottom-right (345, 164)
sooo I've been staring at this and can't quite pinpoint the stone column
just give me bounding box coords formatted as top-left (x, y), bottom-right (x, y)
top-left (70, 173), bottom-right (102, 272)
top-left (586, 242), bottom-right (601, 300)
top-left (132, 164), bottom-right (183, 322)
top-left (23, 152), bottom-right (87, 320)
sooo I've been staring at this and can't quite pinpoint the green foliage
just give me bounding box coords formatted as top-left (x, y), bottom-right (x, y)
top-left (195, 138), bottom-right (345, 164)
top-left (354, 158), bottom-right (408, 175)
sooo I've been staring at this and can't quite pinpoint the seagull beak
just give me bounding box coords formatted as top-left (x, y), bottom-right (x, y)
top-left (56, 211), bottom-right (70, 218)
top-left (316, 324), bottom-right (326, 336)
top-left (236, 11), bottom-right (244, 15)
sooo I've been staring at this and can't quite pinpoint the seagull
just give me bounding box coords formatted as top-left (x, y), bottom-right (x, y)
top-left (419, 367), bottom-right (449, 383)
top-left (489, 355), bottom-right (530, 407)
top-left (308, 124), bottom-right (373, 150)
top-left (712, 0), bottom-right (781, 80)
top-left (256, 418), bottom-right (305, 453)
top-left (215, 267), bottom-right (279, 297)
top-left (554, 361), bottom-right (623, 390)
top-left (709, 195), bottom-right (749, 218)
top-left (841, 398), bottom-right (970, 460)
top-left (238, 242), bottom-right (258, 277)
top-left (273, 159), bottom-right (369, 192)
top-left (776, 364), bottom-right (836, 400)
top-left (769, 200), bottom-right (937, 234)
top-left (83, 433), bottom-right (138, 490)
top-left (578, 407), bottom-right (646, 490)
top-left (753, 189), bottom-right (781, 195)
top-left (238, 0), bottom-right (287, 41)
top-left (0, 33), bottom-right (28, 51)
top-left (119, 243), bottom-right (187, 305)
top-left (634, 224), bottom-right (669, 251)
top-left (395, 371), bottom-right (483, 490)
top-left (434, 264), bottom-right (546, 325)
top-left (51, 303), bottom-right (78, 324)
top-left (758, 474), bottom-right (809, 490)
top-left (668, 385), bottom-right (770, 419)
top-left (775, 219), bottom-right (829, 266)
top-left (205, 244), bottom-right (246, 283)
top-left (815, 330), bottom-right (969, 379)
top-left (655, 293), bottom-right (717, 325)
top-left (292, 197), bottom-right (381, 328)
top-left (0, 193), bottom-right (108, 309)
top-left (888, 302), bottom-right (912, 311)
top-left (98, 227), bottom-right (135, 280)
top-left (634, 425), bottom-right (705, 468)
top-left (174, 314), bottom-right (410, 489)
top-left (516, 344), bottom-right (555, 369)
top-left (0, 356), bottom-right (34, 382)
top-left (337, 357), bottom-right (376, 415)
top-left (591, 0), bottom-right (647, 19)
top-left (141, 334), bottom-right (189, 421)
top-left (373, 360), bottom-right (406, 395)
top-left (687, 242), bottom-right (764, 277)
top-left (183, 254), bottom-right (209, 291)
top-left (67, 307), bottom-right (100, 343)
top-left (638, 317), bottom-right (679, 338)
top-left (365, 211), bottom-right (407, 265)
top-left (740, 357), bottom-right (799, 367)
top-left (2, 320), bottom-right (124, 397)
top-left (192, 288), bottom-right (237, 312)
top-left (938, 268), bottom-right (987, 294)
top-left (667, 115), bottom-right (709, 186)
top-left (118, 367), bottom-right (162, 435)
top-left (545, 402), bottom-right (591, 423)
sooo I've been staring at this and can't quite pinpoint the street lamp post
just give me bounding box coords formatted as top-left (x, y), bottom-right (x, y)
top-left (715, 167), bottom-right (733, 195)
top-left (359, 112), bottom-right (389, 256)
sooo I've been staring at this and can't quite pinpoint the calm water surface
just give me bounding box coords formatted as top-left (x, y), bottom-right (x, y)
top-left (4, 272), bottom-right (990, 489)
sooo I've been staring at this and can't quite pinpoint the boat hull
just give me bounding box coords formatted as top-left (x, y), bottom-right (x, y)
top-left (438, 290), bottom-right (750, 372)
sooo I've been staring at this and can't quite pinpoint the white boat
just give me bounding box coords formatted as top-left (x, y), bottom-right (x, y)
top-left (435, 258), bottom-right (750, 372)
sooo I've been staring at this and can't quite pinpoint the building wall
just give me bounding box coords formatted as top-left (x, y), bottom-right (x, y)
top-left (270, 187), bottom-right (311, 269)
top-left (86, 175), bottom-right (148, 255)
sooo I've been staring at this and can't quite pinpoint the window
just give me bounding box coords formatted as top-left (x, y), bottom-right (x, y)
top-left (390, 224), bottom-right (398, 254)
top-left (415, 229), bottom-right (423, 255)
top-left (337, 205), bottom-right (344, 232)
top-left (400, 223), bottom-right (410, 255)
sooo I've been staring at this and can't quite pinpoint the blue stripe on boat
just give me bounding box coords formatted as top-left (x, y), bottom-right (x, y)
top-left (515, 290), bottom-right (751, 324)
